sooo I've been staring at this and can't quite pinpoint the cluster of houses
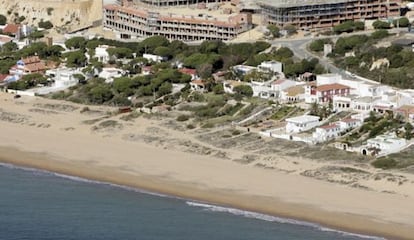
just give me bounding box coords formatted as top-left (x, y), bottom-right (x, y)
top-left (252, 71), bottom-right (414, 156)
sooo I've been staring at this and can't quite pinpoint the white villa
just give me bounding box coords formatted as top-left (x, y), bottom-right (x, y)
top-left (99, 68), bottom-right (126, 83)
top-left (143, 54), bottom-right (165, 63)
top-left (251, 79), bottom-right (297, 99)
top-left (312, 123), bottom-right (341, 142)
top-left (361, 133), bottom-right (407, 156)
top-left (285, 115), bottom-right (320, 133)
top-left (46, 68), bottom-right (81, 88)
top-left (258, 60), bottom-right (282, 74)
top-left (94, 45), bottom-right (112, 64)
top-left (280, 85), bottom-right (305, 103)
top-left (233, 65), bottom-right (257, 75)
top-left (312, 117), bottom-right (362, 143)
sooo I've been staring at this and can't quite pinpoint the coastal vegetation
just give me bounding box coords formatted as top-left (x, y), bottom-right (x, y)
top-left (310, 30), bottom-right (414, 88)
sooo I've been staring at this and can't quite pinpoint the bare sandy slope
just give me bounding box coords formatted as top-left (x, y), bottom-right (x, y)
top-left (0, 0), bottom-right (102, 30)
top-left (1, 92), bottom-right (414, 239)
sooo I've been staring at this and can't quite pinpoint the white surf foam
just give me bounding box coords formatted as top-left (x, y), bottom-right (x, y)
top-left (186, 201), bottom-right (386, 240)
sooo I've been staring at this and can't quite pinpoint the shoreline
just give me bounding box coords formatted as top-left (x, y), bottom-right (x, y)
top-left (1, 93), bottom-right (414, 240)
top-left (0, 161), bottom-right (383, 240)
top-left (0, 146), bottom-right (411, 240)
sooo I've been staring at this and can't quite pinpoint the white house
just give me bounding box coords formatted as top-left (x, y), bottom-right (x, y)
top-left (312, 123), bottom-right (341, 142)
top-left (251, 80), bottom-right (274, 98)
top-left (316, 73), bottom-right (342, 85)
top-left (46, 68), bottom-right (81, 88)
top-left (258, 60), bottom-right (282, 74)
top-left (338, 117), bottom-right (363, 132)
top-left (99, 68), bottom-right (126, 83)
top-left (280, 85), bottom-right (305, 103)
top-left (362, 133), bottom-right (407, 156)
top-left (143, 53), bottom-right (165, 63)
top-left (94, 45), bottom-right (112, 64)
top-left (251, 79), bottom-right (297, 99)
top-left (350, 96), bottom-right (378, 113)
top-left (285, 115), bottom-right (320, 133)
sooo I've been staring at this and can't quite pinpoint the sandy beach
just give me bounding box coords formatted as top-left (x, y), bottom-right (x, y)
top-left (1, 92), bottom-right (414, 240)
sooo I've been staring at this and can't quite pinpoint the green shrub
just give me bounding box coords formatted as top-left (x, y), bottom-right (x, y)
top-left (176, 114), bottom-right (190, 122)
top-left (372, 158), bottom-right (397, 169)
top-left (186, 124), bottom-right (196, 129)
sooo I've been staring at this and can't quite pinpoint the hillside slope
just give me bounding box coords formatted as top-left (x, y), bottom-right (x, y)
top-left (0, 0), bottom-right (102, 32)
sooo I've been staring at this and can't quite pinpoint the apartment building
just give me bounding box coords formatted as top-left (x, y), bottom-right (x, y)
top-left (259, 0), bottom-right (401, 29)
top-left (103, 4), bottom-right (252, 41)
top-left (135, 0), bottom-right (231, 7)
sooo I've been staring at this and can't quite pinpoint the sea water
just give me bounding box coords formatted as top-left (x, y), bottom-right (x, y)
top-left (0, 164), bottom-right (384, 240)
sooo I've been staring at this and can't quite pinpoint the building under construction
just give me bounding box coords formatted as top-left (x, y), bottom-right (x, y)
top-left (258, 0), bottom-right (401, 29)
top-left (103, 4), bottom-right (252, 41)
top-left (135, 0), bottom-right (231, 7)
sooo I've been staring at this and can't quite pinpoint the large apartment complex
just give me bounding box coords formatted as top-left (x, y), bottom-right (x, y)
top-left (103, 4), bottom-right (252, 41)
top-left (134, 0), bottom-right (231, 7)
top-left (259, 0), bottom-right (401, 29)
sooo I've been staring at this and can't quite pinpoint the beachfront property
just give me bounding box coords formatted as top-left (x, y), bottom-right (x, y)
top-left (45, 68), bottom-right (82, 88)
top-left (360, 133), bottom-right (407, 156)
top-left (312, 117), bottom-right (362, 143)
top-left (103, 3), bottom-right (252, 41)
top-left (258, 0), bottom-right (401, 29)
top-left (312, 123), bottom-right (341, 142)
top-left (285, 115), bottom-right (320, 133)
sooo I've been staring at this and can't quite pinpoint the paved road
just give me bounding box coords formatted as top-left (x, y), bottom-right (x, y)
top-left (270, 28), bottom-right (410, 79)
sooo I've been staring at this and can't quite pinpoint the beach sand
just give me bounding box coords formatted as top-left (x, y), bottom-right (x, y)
top-left (1, 92), bottom-right (414, 240)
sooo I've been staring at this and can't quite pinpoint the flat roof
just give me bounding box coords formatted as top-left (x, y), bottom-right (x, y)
top-left (286, 115), bottom-right (320, 123)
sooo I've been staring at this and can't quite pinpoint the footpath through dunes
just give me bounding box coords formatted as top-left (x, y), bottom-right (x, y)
top-left (1, 92), bottom-right (414, 240)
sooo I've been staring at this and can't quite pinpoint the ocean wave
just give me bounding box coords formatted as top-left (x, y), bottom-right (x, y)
top-left (186, 201), bottom-right (386, 240)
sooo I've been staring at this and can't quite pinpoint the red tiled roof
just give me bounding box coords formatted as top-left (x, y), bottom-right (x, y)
top-left (191, 79), bottom-right (205, 86)
top-left (316, 83), bottom-right (349, 92)
top-left (272, 79), bottom-right (286, 85)
top-left (0, 74), bottom-right (9, 82)
top-left (3, 24), bottom-right (20, 35)
top-left (319, 124), bottom-right (339, 130)
top-left (179, 68), bottom-right (197, 76)
top-left (0, 35), bottom-right (13, 43)
top-left (340, 118), bottom-right (359, 123)
top-left (22, 56), bottom-right (41, 64)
